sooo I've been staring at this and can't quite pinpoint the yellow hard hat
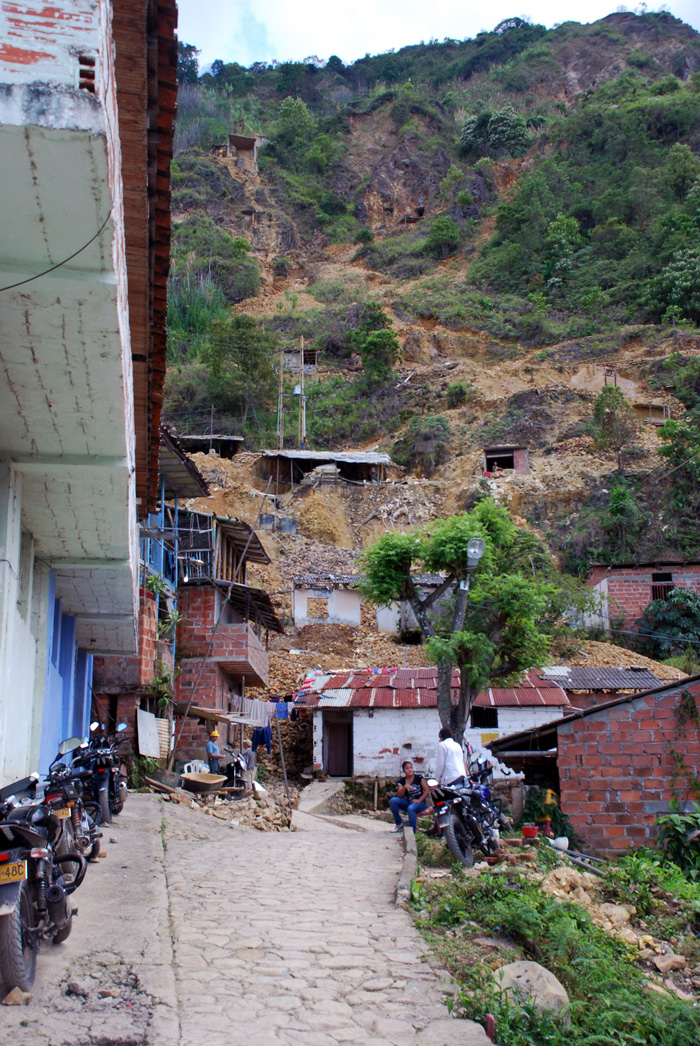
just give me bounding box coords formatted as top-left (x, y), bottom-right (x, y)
top-left (211, 728), bottom-right (219, 738)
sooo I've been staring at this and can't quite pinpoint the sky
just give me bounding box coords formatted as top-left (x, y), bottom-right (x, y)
top-left (176, 1), bottom-right (700, 71)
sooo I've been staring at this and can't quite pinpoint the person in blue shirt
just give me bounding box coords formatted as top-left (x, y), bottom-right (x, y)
top-left (205, 729), bottom-right (221, 773)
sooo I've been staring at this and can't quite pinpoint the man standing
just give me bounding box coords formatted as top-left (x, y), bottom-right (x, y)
top-left (389, 760), bottom-right (430, 833)
top-left (435, 727), bottom-right (467, 787)
top-left (206, 729), bottom-right (221, 773)
top-left (241, 738), bottom-right (256, 797)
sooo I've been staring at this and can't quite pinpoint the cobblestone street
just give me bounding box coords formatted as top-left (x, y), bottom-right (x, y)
top-left (1, 795), bottom-right (489, 1046)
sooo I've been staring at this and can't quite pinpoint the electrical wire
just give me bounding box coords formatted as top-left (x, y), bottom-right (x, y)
top-left (0, 210), bottom-right (112, 293)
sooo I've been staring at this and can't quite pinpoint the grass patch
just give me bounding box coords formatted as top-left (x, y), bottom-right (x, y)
top-left (412, 867), bottom-right (700, 1046)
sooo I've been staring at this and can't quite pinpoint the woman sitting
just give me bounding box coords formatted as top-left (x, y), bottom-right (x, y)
top-left (389, 760), bottom-right (430, 833)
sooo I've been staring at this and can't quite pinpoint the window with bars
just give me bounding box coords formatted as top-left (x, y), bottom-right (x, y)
top-left (651, 572), bottom-right (674, 601)
top-left (471, 706), bottom-right (498, 729)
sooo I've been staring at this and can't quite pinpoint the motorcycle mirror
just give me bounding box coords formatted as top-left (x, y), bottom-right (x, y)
top-left (427, 779), bottom-right (438, 788)
top-left (90, 722), bottom-right (99, 732)
top-left (58, 736), bottom-right (83, 756)
top-left (80, 737), bottom-right (89, 747)
top-left (116, 723), bottom-right (127, 733)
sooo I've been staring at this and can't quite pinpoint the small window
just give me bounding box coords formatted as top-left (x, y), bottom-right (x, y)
top-left (471, 706), bottom-right (498, 729)
top-left (307, 597), bottom-right (328, 620)
top-left (651, 572), bottom-right (674, 601)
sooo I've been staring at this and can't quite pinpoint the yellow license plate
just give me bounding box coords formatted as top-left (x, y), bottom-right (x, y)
top-left (55, 808), bottom-right (71, 819)
top-left (0, 861), bottom-right (27, 884)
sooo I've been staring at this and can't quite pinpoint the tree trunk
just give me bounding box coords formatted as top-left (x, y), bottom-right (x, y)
top-left (436, 660), bottom-right (454, 734)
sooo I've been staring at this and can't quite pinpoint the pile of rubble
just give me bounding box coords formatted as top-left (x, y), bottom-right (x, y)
top-left (154, 785), bottom-right (295, 832)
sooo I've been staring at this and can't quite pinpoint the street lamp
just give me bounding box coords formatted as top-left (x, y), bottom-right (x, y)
top-left (460, 537), bottom-right (485, 590)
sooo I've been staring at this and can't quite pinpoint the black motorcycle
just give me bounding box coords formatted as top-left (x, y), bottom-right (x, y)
top-left (73, 723), bottom-right (128, 824)
top-left (43, 749), bottom-right (102, 863)
top-left (429, 758), bottom-right (512, 868)
top-left (0, 739), bottom-right (88, 993)
top-left (222, 748), bottom-right (248, 794)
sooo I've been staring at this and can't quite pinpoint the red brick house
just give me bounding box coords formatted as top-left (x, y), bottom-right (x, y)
top-left (489, 675), bottom-right (700, 855)
top-left (587, 561), bottom-right (700, 629)
top-left (171, 511), bottom-right (283, 762)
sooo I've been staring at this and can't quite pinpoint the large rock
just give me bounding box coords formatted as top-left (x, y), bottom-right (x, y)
top-left (495, 961), bottom-right (570, 1019)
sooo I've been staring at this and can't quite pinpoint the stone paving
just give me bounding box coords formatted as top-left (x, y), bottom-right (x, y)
top-left (0, 794), bottom-right (490, 1046)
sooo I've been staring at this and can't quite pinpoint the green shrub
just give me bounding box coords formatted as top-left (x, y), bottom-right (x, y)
top-left (392, 415), bottom-right (451, 476)
top-left (354, 227), bottom-right (374, 244)
top-left (446, 381), bottom-right (473, 408)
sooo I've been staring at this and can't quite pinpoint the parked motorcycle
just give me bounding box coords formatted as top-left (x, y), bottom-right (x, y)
top-left (72, 723), bottom-right (128, 825)
top-left (0, 738), bottom-right (87, 993)
top-left (222, 748), bottom-right (247, 793)
top-left (43, 747), bottom-right (102, 863)
top-left (428, 757), bottom-right (512, 868)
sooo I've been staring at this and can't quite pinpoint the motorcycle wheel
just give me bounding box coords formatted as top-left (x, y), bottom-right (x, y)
top-left (99, 788), bottom-right (111, 825)
top-left (0, 881), bottom-right (38, 993)
top-left (443, 815), bottom-right (475, 868)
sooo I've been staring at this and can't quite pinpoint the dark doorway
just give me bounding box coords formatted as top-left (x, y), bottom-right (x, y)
top-left (324, 715), bottom-right (353, 776)
top-left (485, 450), bottom-right (515, 471)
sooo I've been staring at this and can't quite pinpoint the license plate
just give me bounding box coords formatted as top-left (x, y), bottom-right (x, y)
top-left (55, 808), bottom-right (70, 819)
top-left (0, 860), bottom-right (27, 884)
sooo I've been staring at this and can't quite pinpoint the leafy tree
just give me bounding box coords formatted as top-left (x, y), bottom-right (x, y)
top-left (664, 143), bottom-right (700, 201)
top-left (177, 42), bottom-right (200, 85)
top-left (486, 104), bottom-right (530, 156)
top-left (360, 500), bottom-right (572, 742)
top-left (651, 247), bottom-right (700, 324)
top-left (543, 213), bottom-right (584, 291)
top-left (358, 328), bottom-right (401, 383)
top-left (589, 386), bottom-right (639, 474)
top-left (277, 96), bottom-right (316, 148)
top-left (201, 315), bottom-right (277, 425)
top-left (425, 216), bottom-right (461, 259)
top-left (460, 105), bottom-right (529, 158)
top-left (637, 588), bottom-right (700, 658)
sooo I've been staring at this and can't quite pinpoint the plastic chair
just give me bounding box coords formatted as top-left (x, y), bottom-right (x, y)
top-left (183, 759), bottom-right (208, 774)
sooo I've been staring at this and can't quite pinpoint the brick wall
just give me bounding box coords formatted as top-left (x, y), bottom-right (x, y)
top-left (176, 583), bottom-right (269, 685)
top-left (590, 565), bottom-right (700, 626)
top-left (557, 680), bottom-right (700, 854)
top-left (93, 590), bottom-right (162, 689)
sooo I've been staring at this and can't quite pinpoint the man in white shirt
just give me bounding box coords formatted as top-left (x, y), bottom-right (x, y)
top-left (435, 727), bottom-right (467, 787)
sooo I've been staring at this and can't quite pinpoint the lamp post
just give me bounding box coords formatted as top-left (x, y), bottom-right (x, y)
top-left (459, 537), bottom-right (485, 590)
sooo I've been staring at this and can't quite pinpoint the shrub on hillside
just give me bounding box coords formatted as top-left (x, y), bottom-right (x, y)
top-left (392, 416), bottom-right (451, 476)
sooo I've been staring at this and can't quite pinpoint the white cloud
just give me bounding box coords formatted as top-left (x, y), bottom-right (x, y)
top-left (177, 1), bottom-right (700, 69)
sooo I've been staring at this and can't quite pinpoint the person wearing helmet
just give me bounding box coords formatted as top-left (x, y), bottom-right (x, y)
top-left (206, 729), bottom-right (221, 773)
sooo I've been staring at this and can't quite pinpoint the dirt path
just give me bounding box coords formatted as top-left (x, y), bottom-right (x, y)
top-left (2, 795), bottom-right (489, 1046)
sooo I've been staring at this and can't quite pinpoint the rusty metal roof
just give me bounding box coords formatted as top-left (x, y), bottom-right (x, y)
top-left (262, 450), bottom-right (391, 465)
top-left (293, 667), bottom-right (569, 709)
top-left (292, 574), bottom-right (362, 588)
top-left (159, 428), bottom-right (209, 498)
top-left (539, 666), bottom-right (662, 691)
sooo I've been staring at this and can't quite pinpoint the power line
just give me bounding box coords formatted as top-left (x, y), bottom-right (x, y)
top-left (0, 211), bottom-right (112, 292)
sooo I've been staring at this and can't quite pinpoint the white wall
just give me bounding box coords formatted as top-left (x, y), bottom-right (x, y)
top-left (310, 704), bottom-right (567, 780)
top-left (0, 466), bottom-right (42, 784)
top-left (293, 586), bottom-right (361, 626)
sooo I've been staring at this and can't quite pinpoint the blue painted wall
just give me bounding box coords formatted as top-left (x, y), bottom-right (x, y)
top-left (38, 571), bottom-right (94, 772)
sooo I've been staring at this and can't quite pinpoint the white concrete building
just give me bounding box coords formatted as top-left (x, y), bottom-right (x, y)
top-left (292, 574), bottom-right (362, 627)
top-left (0, 0), bottom-right (176, 784)
top-left (294, 668), bottom-right (570, 778)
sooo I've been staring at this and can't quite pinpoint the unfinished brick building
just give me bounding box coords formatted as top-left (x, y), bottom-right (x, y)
top-left (490, 676), bottom-right (700, 855)
top-left (587, 561), bottom-right (700, 629)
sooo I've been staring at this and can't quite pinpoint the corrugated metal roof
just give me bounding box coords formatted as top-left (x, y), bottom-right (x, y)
top-left (292, 574), bottom-right (362, 588)
top-left (262, 450), bottom-right (391, 465)
top-left (538, 666), bottom-right (662, 691)
top-left (294, 667), bottom-right (569, 709)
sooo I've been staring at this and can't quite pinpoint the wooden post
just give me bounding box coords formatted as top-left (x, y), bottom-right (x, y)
top-left (373, 778), bottom-right (378, 811)
top-left (277, 346), bottom-right (284, 450)
top-left (300, 335), bottom-right (306, 449)
top-left (276, 712), bottom-right (293, 826)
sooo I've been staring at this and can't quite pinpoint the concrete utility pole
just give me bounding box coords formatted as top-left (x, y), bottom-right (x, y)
top-left (276, 345), bottom-right (284, 450)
